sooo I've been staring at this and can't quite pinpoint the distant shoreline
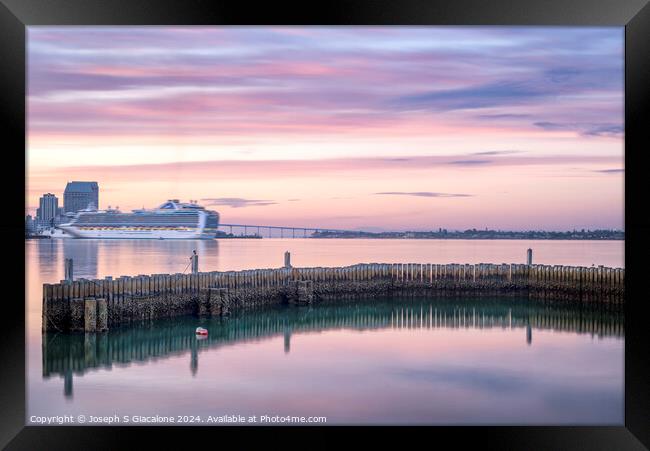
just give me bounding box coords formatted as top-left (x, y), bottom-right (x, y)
top-left (308, 237), bottom-right (624, 241)
top-left (311, 230), bottom-right (624, 240)
top-left (24, 236), bottom-right (625, 241)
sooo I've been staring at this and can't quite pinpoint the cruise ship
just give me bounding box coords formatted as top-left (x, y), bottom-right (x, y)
top-left (40, 227), bottom-right (72, 238)
top-left (58, 200), bottom-right (220, 239)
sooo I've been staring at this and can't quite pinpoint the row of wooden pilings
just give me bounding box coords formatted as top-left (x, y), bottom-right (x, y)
top-left (42, 261), bottom-right (624, 333)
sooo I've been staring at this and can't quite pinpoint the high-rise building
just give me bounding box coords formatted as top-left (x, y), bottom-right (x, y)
top-left (37, 193), bottom-right (58, 225)
top-left (64, 181), bottom-right (99, 213)
top-left (25, 215), bottom-right (35, 234)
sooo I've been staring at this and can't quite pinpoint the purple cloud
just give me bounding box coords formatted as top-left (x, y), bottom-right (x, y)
top-left (27, 27), bottom-right (623, 139)
top-left (375, 192), bottom-right (473, 198)
top-left (595, 169), bottom-right (624, 174)
top-left (583, 125), bottom-right (624, 137)
top-left (534, 122), bottom-right (623, 137)
top-left (471, 150), bottom-right (520, 156)
top-left (448, 160), bottom-right (492, 166)
top-left (393, 81), bottom-right (550, 111)
top-left (201, 198), bottom-right (277, 208)
top-left (476, 113), bottom-right (532, 120)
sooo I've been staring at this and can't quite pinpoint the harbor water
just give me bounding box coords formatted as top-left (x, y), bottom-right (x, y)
top-left (27, 239), bottom-right (624, 425)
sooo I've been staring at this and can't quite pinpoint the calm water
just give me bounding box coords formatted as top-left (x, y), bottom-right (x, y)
top-left (27, 239), bottom-right (624, 425)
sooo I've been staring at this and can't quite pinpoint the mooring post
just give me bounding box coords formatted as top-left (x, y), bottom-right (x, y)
top-left (191, 250), bottom-right (198, 274)
top-left (527, 248), bottom-right (533, 266)
top-left (64, 258), bottom-right (74, 281)
top-left (284, 251), bottom-right (292, 268)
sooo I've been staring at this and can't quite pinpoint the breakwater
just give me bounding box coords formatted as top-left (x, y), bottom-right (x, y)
top-left (42, 262), bottom-right (624, 333)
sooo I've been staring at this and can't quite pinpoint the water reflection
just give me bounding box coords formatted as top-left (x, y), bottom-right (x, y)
top-left (31, 238), bottom-right (623, 286)
top-left (63, 239), bottom-right (99, 279)
top-left (34, 239), bottom-right (216, 281)
top-left (284, 327), bottom-right (291, 354)
top-left (28, 239), bottom-right (625, 423)
top-left (43, 298), bottom-right (623, 399)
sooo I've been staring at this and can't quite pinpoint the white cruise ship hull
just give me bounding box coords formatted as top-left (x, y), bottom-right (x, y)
top-left (40, 228), bottom-right (73, 239)
top-left (58, 200), bottom-right (220, 239)
top-left (59, 227), bottom-right (213, 240)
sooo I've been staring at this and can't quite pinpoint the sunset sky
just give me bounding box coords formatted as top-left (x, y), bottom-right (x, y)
top-left (26, 27), bottom-right (624, 231)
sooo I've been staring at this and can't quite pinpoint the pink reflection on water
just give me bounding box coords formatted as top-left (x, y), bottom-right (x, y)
top-left (30, 327), bottom-right (623, 424)
top-left (26, 239), bottom-right (624, 424)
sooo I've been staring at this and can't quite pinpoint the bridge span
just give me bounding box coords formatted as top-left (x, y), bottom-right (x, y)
top-left (218, 223), bottom-right (353, 238)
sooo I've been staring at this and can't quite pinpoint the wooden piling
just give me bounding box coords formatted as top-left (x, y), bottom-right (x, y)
top-left (96, 298), bottom-right (108, 331)
top-left (64, 258), bottom-right (73, 281)
top-left (191, 252), bottom-right (199, 274)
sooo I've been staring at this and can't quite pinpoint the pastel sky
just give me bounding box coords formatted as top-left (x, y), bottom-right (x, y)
top-left (27, 27), bottom-right (624, 231)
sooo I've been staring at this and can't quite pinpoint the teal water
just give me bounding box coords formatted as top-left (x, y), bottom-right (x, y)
top-left (35, 297), bottom-right (623, 425)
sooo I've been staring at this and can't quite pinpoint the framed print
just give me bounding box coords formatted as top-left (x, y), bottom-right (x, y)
top-left (2, 0), bottom-right (649, 449)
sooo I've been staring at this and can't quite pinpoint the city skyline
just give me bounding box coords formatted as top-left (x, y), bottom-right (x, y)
top-left (26, 27), bottom-right (624, 231)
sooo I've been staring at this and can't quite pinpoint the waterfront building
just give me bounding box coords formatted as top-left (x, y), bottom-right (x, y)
top-left (37, 193), bottom-right (58, 227)
top-left (25, 215), bottom-right (35, 234)
top-left (64, 181), bottom-right (99, 213)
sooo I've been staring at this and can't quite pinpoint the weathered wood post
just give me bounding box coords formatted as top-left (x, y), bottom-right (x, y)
top-left (191, 250), bottom-right (199, 274)
top-left (96, 298), bottom-right (108, 331)
top-left (284, 251), bottom-right (292, 268)
top-left (65, 258), bottom-right (74, 281)
top-left (527, 248), bottom-right (533, 266)
top-left (84, 298), bottom-right (97, 332)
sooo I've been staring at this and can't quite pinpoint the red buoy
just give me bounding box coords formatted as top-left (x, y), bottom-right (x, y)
top-left (195, 327), bottom-right (208, 336)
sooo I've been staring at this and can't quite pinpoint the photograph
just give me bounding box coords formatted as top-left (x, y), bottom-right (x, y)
top-left (25, 25), bottom-right (626, 427)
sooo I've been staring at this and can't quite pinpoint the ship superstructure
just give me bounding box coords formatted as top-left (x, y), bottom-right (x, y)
top-left (58, 200), bottom-right (220, 239)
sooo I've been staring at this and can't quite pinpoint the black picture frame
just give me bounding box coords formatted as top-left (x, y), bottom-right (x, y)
top-left (2, 0), bottom-right (648, 449)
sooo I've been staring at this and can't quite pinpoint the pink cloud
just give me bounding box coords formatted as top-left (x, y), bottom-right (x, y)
top-left (33, 154), bottom-right (622, 183)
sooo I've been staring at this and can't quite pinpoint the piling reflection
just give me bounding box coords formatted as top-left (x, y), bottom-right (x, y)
top-left (36, 238), bottom-right (215, 281)
top-left (62, 239), bottom-right (99, 279)
top-left (42, 297), bottom-right (623, 398)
